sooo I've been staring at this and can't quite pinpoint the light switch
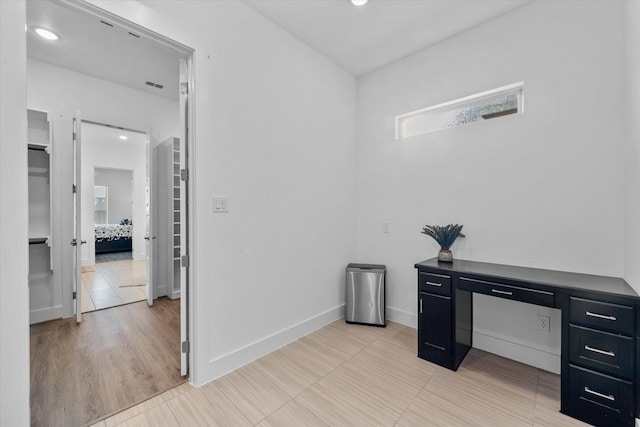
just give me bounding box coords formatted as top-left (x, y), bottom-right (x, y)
top-left (212, 196), bottom-right (229, 213)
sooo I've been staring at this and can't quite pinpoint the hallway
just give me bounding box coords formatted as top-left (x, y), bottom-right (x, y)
top-left (30, 298), bottom-right (183, 427)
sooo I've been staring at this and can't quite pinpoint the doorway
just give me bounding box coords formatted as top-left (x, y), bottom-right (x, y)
top-left (26, 0), bottom-right (194, 425)
top-left (80, 123), bottom-right (148, 313)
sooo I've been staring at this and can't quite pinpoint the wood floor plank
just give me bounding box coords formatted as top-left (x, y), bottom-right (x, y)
top-left (98, 322), bottom-right (580, 427)
top-left (256, 400), bottom-right (329, 427)
top-left (31, 298), bottom-right (184, 427)
top-left (165, 384), bottom-right (253, 427)
top-left (213, 363), bottom-right (291, 424)
top-left (254, 346), bottom-right (323, 397)
top-left (295, 381), bottom-right (396, 427)
top-left (117, 403), bottom-right (179, 427)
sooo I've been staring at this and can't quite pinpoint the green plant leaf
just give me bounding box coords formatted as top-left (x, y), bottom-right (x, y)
top-left (421, 224), bottom-right (465, 248)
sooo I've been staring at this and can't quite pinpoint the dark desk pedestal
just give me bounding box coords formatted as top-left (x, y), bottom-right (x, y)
top-left (415, 258), bottom-right (640, 427)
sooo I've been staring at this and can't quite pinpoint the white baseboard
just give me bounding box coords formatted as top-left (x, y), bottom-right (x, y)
top-left (386, 306), bottom-right (416, 329)
top-left (473, 330), bottom-right (561, 374)
top-left (636, 417), bottom-right (640, 427)
top-left (201, 304), bottom-right (345, 385)
top-left (169, 290), bottom-right (180, 300)
top-left (81, 265), bottom-right (95, 273)
top-left (30, 305), bottom-right (63, 324)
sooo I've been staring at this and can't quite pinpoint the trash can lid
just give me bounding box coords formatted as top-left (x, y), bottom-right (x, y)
top-left (347, 263), bottom-right (386, 270)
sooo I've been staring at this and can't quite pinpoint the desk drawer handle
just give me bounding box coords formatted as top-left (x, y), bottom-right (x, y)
top-left (584, 387), bottom-right (615, 401)
top-left (491, 289), bottom-right (513, 296)
top-left (426, 281), bottom-right (442, 287)
top-left (586, 311), bottom-right (617, 321)
top-left (585, 345), bottom-right (615, 357)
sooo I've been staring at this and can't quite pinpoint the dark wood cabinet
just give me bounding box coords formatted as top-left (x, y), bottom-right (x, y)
top-left (415, 258), bottom-right (640, 427)
top-left (418, 292), bottom-right (452, 363)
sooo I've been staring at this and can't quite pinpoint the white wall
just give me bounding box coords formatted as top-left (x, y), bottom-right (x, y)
top-left (625, 0), bottom-right (640, 294)
top-left (0, 1), bottom-right (30, 425)
top-left (82, 125), bottom-right (147, 266)
top-left (89, 0), bottom-right (358, 385)
top-left (27, 58), bottom-right (178, 317)
top-left (356, 1), bottom-right (626, 372)
top-left (95, 168), bottom-right (133, 225)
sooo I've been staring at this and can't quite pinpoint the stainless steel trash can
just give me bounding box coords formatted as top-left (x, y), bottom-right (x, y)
top-left (345, 263), bottom-right (386, 327)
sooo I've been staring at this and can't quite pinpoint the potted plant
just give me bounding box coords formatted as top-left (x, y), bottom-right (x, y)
top-left (421, 224), bottom-right (465, 262)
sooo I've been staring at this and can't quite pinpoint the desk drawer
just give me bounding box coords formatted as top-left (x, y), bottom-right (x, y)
top-left (568, 324), bottom-right (634, 380)
top-left (570, 297), bottom-right (634, 335)
top-left (458, 277), bottom-right (554, 307)
top-left (567, 365), bottom-right (634, 426)
top-left (418, 272), bottom-right (451, 296)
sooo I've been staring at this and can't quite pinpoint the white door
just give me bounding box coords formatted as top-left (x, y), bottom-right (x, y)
top-left (146, 136), bottom-right (154, 306)
top-left (179, 58), bottom-right (191, 377)
top-left (72, 115), bottom-right (83, 323)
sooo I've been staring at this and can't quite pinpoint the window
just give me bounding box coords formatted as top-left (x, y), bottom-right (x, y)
top-left (395, 82), bottom-right (523, 139)
top-left (94, 185), bottom-right (108, 224)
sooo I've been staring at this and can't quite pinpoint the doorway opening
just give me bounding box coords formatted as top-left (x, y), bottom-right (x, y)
top-left (26, 0), bottom-right (195, 425)
top-left (80, 123), bottom-right (148, 313)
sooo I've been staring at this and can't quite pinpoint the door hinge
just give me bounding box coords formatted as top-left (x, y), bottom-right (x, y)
top-left (180, 82), bottom-right (189, 95)
top-left (181, 254), bottom-right (189, 268)
top-left (181, 340), bottom-right (190, 354)
top-left (72, 184), bottom-right (77, 193)
top-left (73, 291), bottom-right (77, 299)
top-left (180, 168), bottom-right (188, 181)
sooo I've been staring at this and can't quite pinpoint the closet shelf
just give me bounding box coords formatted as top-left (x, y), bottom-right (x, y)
top-left (29, 237), bottom-right (50, 246)
top-left (28, 142), bottom-right (50, 153)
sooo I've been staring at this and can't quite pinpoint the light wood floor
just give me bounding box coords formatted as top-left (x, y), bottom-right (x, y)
top-left (31, 298), bottom-right (184, 427)
top-left (92, 320), bottom-right (588, 427)
top-left (81, 259), bottom-right (147, 313)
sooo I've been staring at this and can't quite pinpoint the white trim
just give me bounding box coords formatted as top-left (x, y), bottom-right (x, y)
top-left (29, 305), bottom-right (64, 325)
top-left (184, 52), bottom-right (197, 385)
top-left (55, 0), bottom-right (192, 57)
top-left (199, 304), bottom-right (345, 385)
top-left (386, 305), bottom-right (416, 328)
top-left (473, 330), bottom-right (561, 374)
top-left (0, 0), bottom-right (30, 424)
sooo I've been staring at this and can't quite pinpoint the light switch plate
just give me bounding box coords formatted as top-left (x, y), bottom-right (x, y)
top-left (212, 196), bottom-right (229, 213)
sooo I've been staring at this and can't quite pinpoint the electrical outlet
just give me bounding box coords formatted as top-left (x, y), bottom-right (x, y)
top-left (537, 315), bottom-right (550, 332)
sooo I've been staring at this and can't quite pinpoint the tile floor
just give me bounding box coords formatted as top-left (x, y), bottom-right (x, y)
top-left (91, 320), bottom-right (588, 426)
top-left (81, 259), bottom-right (147, 313)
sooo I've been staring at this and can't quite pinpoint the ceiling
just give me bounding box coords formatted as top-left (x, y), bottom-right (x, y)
top-left (26, 0), bottom-right (180, 101)
top-left (26, 0), bottom-right (530, 97)
top-left (82, 121), bottom-right (147, 147)
top-left (243, 0), bottom-right (531, 77)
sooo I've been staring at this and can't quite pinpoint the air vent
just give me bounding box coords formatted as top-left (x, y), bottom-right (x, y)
top-left (99, 20), bottom-right (113, 27)
top-left (128, 32), bottom-right (140, 39)
top-left (145, 81), bottom-right (164, 89)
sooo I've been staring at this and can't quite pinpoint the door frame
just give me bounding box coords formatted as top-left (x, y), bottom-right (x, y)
top-left (5, 1), bottom-right (199, 423)
top-left (53, 0), bottom-right (196, 378)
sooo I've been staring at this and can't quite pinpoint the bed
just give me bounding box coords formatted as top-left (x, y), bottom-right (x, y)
top-left (95, 224), bottom-right (133, 254)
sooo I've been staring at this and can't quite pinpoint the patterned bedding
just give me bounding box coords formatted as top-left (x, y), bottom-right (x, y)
top-left (95, 224), bottom-right (133, 241)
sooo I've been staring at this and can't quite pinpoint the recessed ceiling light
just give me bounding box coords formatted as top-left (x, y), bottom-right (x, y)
top-left (34, 27), bottom-right (59, 41)
top-left (351, 0), bottom-right (368, 6)
top-left (119, 135), bottom-right (128, 140)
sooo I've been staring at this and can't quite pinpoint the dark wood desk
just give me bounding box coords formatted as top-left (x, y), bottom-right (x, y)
top-left (415, 258), bottom-right (640, 427)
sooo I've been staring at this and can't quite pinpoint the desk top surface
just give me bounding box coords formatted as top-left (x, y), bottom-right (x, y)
top-left (415, 258), bottom-right (640, 300)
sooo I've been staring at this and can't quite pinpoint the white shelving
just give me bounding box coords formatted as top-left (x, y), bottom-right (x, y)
top-left (28, 108), bottom-right (56, 324)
